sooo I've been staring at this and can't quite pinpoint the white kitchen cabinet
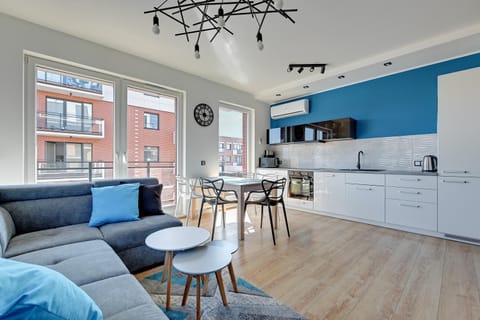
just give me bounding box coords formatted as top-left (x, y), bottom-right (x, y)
top-left (438, 67), bottom-right (480, 177)
top-left (345, 180), bottom-right (385, 223)
top-left (438, 177), bottom-right (480, 239)
top-left (314, 172), bottom-right (346, 215)
top-left (385, 174), bottom-right (437, 232)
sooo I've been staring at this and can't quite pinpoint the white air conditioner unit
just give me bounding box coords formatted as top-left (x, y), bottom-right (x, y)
top-left (270, 99), bottom-right (309, 119)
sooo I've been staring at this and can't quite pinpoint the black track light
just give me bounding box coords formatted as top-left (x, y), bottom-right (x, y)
top-left (287, 64), bottom-right (327, 74)
top-left (287, 66), bottom-right (293, 72)
top-left (309, 66), bottom-right (315, 72)
top-left (297, 67), bottom-right (304, 74)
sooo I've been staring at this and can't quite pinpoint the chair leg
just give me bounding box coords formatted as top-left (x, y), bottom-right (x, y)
top-left (267, 204), bottom-right (276, 245)
top-left (222, 204), bottom-right (226, 228)
top-left (260, 206), bottom-right (264, 229)
top-left (197, 200), bottom-right (205, 227)
top-left (211, 202), bottom-right (219, 240)
top-left (281, 201), bottom-right (290, 237)
top-left (186, 196), bottom-right (193, 226)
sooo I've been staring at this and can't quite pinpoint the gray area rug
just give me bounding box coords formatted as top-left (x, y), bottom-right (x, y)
top-left (140, 268), bottom-right (308, 320)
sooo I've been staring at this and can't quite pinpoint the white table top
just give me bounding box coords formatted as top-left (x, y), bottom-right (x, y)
top-left (173, 246), bottom-right (232, 275)
top-left (145, 226), bottom-right (210, 252)
top-left (207, 240), bottom-right (238, 254)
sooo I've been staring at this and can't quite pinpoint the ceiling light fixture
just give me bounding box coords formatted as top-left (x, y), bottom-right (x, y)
top-left (275, 93), bottom-right (282, 97)
top-left (384, 61), bottom-right (392, 66)
top-left (338, 75), bottom-right (345, 79)
top-left (288, 64), bottom-right (327, 74)
top-left (144, 1), bottom-right (298, 59)
top-left (303, 85), bottom-right (310, 89)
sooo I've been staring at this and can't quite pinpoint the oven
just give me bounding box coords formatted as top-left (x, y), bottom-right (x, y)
top-left (288, 170), bottom-right (314, 201)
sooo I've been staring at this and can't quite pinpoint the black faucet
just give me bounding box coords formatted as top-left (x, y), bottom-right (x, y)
top-left (357, 150), bottom-right (364, 170)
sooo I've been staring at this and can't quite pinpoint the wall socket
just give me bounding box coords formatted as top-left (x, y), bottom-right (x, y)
top-left (414, 160), bottom-right (422, 167)
top-left (200, 160), bottom-right (206, 166)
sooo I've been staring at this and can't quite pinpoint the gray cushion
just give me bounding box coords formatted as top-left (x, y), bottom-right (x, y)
top-left (100, 215), bottom-right (182, 252)
top-left (5, 223), bottom-right (102, 258)
top-left (117, 245), bottom-right (167, 274)
top-left (2, 195), bottom-right (93, 234)
top-left (0, 207), bottom-right (15, 257)
top-left (80, 274), bottom-right (166, 319)
top-left (12, 240), bottom-right (129, 286)
top-left (92, 178), bottom-right (159, 188)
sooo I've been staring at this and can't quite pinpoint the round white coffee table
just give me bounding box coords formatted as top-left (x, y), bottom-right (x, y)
top-left (145, 226), bottom-right (210, 310)
top-left (173, 246), bottom-right (232, 320)
top-left (207, 240), bottom-right (239, 293)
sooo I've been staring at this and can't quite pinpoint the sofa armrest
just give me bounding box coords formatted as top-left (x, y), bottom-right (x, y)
top-left (0, 206), bottom-right (16, 257)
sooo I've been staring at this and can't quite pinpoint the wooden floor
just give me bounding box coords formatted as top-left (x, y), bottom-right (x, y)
top-left (137, 208), bottom-right (480, 320)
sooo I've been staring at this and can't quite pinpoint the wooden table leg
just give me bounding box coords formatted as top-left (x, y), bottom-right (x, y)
top-left (227, 263), bottom-right (238, 293)
top-left (165, 251), bottom-right (173, 310)
top-left (161, 251), bottom-right (171, 283)
top-left (203, 274), bottom-right (209, 296)
top-left (215, 271), bottom-right (228, 306)
top-left (237, 186), bottom-right (245, 241)
top-left (196, 275), bottom-right (201, 320)
top-left (182, 275), bottom-right (192, 306)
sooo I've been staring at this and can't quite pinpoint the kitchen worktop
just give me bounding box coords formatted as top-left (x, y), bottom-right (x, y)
top-left (258, 167), bottom-right (438, 176)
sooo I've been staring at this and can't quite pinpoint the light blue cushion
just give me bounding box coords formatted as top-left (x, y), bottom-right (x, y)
top-left (0, 258), bottom-right (103, 320)
top-left (89, 183), bottom-right (140, 227)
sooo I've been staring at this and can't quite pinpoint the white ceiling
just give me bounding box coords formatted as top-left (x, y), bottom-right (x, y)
top-left (1, 0), bottom-right (479, 103)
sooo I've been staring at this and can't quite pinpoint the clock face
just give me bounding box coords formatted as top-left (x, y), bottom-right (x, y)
top-left (194, 103), bottom-right (214, 127)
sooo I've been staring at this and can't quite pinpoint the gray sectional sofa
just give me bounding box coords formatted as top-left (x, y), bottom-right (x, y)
top-left (0, 178), bottom-right (183, 319)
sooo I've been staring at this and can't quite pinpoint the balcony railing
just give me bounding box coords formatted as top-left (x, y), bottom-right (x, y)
top-left (37, 112), bottom-right (104, 137)
top-left (37, 160), bottom-right (177, 207)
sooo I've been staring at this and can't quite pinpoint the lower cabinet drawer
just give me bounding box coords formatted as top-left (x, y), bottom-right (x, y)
top-left (286, 197), bottom-right (314, 210)
top-left (386, 199), bottom-right (437, 231)
top-left (386, 187), bottom-right (437, 203)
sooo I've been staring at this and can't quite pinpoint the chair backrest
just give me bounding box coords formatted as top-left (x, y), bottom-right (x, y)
top-left (176, 176), bottom-right (191, 198)
top-left (261, 177), bottom-right (287, 201)
top-left (199, 177), bottom-right (224, 201)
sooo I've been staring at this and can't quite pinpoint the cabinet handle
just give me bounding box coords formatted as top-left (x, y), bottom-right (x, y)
top-left (400, 203), bottom-right (421, 208)
top-left (399, 191), bottom-right (421, 195)
top-left (399, 178), bottom-right (421, 182)
top-left (443, 170), bottom-right (469, 174)
top-left (356, 187), bottom-right (373, 191)
top-left (325, 174), bottom-right (336, 177)
top-left (442, 180), bottom-right (469, 184)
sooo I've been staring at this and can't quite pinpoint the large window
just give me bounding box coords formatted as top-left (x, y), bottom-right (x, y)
top-left (144, 112), bottom-right (159, 130)
top-left (218, 105), bottom-right (251, 176)
top-left (144, 146), bottom-right (159, 162)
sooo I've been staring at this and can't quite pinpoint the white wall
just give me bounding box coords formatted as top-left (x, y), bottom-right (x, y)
top-left (0, 13), bottom-right (270, 184)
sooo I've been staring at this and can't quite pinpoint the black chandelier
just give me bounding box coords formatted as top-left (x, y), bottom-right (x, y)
top-left (144, 0), bottom-right (298, 59)
top-left (287, 64), bottom-right (327, 74)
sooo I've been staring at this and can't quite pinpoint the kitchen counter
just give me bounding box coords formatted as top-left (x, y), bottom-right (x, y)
top-left (259, 167), bottom-right (438, 176)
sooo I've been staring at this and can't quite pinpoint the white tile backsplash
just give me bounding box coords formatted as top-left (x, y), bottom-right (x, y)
top-left (269, 134), bottom-right (437, 171)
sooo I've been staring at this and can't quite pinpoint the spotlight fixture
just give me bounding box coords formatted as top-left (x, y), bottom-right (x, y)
top-left (144, 1), bottom-right (298, 59)
top-left (288, 64), bottom-right (327, 74)
top-left (303, 85), bottom-right (310, 89)
top-left (338, 75), bottom-right (345, 79)
top-left (275, 93), bottom-right (282, 97)
top-left (384, 61), bottom-right (392, 66)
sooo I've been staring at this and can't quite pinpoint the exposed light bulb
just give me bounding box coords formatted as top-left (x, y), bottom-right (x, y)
top-left (275, 0), bottom-right (284, 10)
top-left (256, 32), bottom-right (264, 51)
top-left (218, 7), bottom-right (225, 28)
top-left (152, 14), bottom-right (160, 35)
top-left (194, 44), bottom-right (200, 59)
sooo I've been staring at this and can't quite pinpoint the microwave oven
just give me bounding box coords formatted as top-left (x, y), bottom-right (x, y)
top-left (259, 157), bottom-right (280, 168)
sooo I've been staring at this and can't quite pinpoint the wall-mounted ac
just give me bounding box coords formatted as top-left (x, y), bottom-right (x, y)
top-left (270, 99), bottom-right (309, 119)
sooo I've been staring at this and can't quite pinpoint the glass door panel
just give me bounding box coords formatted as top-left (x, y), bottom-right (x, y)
top-left (126, 86), bottom-right (177, 207)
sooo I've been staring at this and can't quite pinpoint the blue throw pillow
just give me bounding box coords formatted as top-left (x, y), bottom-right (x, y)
top-left (89, 183), bottom-right (140, 227)
top-left (0, 258), bottom-right (103, 320)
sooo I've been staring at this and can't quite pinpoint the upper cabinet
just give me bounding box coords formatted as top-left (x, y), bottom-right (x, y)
top-left (267, 118), bottom-right (356, 145)
top-left (438, 67), bottom-right (480, 177)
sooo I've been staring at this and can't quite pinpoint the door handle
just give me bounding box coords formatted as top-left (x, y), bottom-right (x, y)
top-left (400, 203), bottom-right (421, 208)
top-left (443, 170), bottom-right (469, 174)
top-left (442, 180), bottom-right (469, 184)
top-left (356, 187), bottom-right (373, 191)
top-left (399, 191), bottom-right (421, 195)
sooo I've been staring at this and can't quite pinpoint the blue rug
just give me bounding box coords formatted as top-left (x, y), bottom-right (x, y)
top-left (140, 268), bottom-right (307, 320)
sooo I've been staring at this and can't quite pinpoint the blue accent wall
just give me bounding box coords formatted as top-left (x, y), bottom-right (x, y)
top-left (271, 53), bottom-right (480, 139)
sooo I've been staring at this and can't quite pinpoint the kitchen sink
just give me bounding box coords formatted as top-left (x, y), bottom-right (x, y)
top-left (338, 168), bottom-right (385, 172)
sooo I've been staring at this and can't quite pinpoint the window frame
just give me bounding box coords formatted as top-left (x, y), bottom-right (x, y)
top-left (143, 111), bottom-right (160, 130)
top-left (144, 145), bottom-right (159, 162)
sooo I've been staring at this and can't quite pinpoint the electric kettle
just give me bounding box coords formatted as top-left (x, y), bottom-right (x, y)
top-left (422, 155), bottom-right (438, 172)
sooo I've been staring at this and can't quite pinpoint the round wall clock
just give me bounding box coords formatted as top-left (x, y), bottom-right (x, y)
top-left (193, 103), bottom-right (214, 127)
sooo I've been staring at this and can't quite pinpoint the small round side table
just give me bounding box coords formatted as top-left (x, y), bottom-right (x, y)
top-left (207, 240), bottom-right (239, 293)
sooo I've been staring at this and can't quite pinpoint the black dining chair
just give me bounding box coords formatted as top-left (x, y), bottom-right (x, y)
top-left (244, 177), bottom-right (289, 245)
top-left (197, 177), bottom-right (238, 240)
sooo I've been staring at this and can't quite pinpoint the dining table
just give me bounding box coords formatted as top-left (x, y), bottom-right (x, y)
top-left (221, 176), bottom-right (277, 241)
